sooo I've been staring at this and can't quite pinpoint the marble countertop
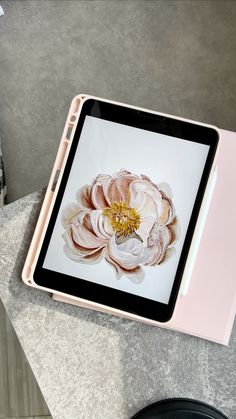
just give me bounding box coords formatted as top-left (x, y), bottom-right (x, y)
top-left (0, 190), bottom-right (235, 419)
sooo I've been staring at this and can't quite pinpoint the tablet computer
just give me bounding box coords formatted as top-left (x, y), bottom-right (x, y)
top-left (33, 97), bottom-right (219, 322)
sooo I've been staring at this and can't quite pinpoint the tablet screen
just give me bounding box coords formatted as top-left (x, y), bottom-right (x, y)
top-left (42, 114), bottom-right (210, 305)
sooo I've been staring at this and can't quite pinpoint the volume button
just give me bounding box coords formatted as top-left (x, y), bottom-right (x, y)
top-left (51, 169), bottom-right (60, 192)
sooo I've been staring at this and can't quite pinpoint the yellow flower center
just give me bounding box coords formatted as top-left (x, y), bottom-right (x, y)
top-left (103, 201), bottom-right (141, 238)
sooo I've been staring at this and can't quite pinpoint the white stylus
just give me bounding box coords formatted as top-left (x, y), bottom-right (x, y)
top-left (180, 167), bottom-right (217, 296)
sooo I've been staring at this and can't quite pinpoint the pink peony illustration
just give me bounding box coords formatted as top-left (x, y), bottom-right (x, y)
top-left (61, 170), bottom-right (180, 283)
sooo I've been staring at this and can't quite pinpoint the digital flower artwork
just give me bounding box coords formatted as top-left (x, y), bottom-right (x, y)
top-left (61, 170), bottom-right (180, 283)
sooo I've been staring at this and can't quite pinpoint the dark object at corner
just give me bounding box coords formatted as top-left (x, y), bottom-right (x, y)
top-left (131, 398), bottom-right (229, 419)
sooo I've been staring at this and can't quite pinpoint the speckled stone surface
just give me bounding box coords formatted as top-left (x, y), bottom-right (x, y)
top-left (0, 191), bottom-right (235, 419)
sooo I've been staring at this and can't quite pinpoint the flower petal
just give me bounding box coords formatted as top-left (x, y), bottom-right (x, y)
top-left (76, 185), bottom-right (95, 210)
top-left (89, 210), bottom-right (114, 239)
top-left (61, 203), bottom-right (81, 229)
top-left (157, 182), bottom-right (173, 199)
top-left (90, 174), bottom-right (111, 209)
top-left (62, 230), bottom-right (105, 261)
top-left (104, 248), bottom-right (124, 279)
top-left (71, 213), bottom-right (107, 249)
top-left (129, 186), bottom-right (157, 246)
top-left (105, 170), bottom-right (139, 205)
top-left (105, 246), bottom-right (144, 282)
top-left (130, 178), bottom-right (176, 225)
top-left (108, 236), bottom-right (146, 270)
top-left (158, 198), bottom-right (172, 225)
top-left (161, 247), bottom-right (176, 263)
top-left (145, 224), bottom-right (171, 265)
top-left (167, 216), bottom-right (180, 245)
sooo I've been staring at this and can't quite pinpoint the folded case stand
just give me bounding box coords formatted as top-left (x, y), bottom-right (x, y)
top-left (22, 95), bottom-right (236, 345)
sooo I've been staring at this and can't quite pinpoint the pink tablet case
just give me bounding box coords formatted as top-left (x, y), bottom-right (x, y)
top-left (22, 95), bottom-right (236, 345)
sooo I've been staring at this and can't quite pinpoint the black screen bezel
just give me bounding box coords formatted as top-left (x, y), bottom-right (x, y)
top-left (34, 98), bottom-right (219, 322)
